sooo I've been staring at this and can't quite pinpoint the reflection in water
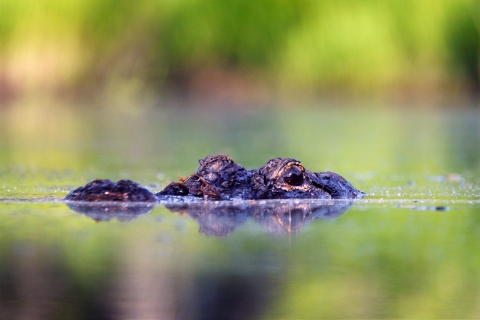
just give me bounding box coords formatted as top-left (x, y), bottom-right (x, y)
top-left (67, 200), bottom-right (356, 236)
top-left (166, 200), bottom-right (355, 236)
top-left (66, 202), bottom-right (155, 222)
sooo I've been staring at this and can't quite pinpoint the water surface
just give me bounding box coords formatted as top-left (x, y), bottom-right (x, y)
top-left (0, 105), bottom-right (479, 319)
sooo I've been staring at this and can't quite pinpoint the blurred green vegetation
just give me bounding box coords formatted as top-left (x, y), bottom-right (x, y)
top-left (0, 0), bottom-right (479, 105)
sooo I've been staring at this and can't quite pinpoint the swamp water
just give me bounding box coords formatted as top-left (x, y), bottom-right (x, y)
top-left (0, 105), bottom-right (480, 319)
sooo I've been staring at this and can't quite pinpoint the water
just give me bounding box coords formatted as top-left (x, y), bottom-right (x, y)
top-left (0, 105), bottom-right (480, 319)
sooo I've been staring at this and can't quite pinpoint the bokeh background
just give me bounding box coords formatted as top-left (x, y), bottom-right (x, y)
top-left (0, 0), bottom-right (479, 108)
top-left (2, 2), bottom-right (480, 319)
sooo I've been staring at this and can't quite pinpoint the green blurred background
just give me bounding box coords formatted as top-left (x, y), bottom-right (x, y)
top-left (0, 0), bottom-right (479, 107)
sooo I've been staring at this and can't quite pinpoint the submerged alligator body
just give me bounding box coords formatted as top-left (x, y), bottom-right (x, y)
top-left (65, 155), bottom-right (365, 202)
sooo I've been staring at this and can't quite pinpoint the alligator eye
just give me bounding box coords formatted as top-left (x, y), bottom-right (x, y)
top-left (283, 166), bottom-right (304, 186)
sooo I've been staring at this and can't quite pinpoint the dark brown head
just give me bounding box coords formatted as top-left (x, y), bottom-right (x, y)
top-left (157, 155), bottom-right (365, 201)
top-left (253, 158), bottom-right (365, 199)
top-left (252, 158), bottom-right (330, 199)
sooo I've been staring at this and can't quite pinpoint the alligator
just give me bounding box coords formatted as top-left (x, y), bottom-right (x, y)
top-left (65, 154), bottom-right (365, 202)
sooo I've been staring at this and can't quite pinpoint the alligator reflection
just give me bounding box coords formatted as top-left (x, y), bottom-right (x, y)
top-left (66, 202), bottom-right (155, 222)
top-left (67, 200), bottom-right (356, 236)
top-left (167, 200), bottom-right (355, 237)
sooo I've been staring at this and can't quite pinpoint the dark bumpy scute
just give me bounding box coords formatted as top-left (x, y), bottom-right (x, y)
top-left (157, 155), bottom-right (254, 200)
top-left (65, 179), bottom-right (157, 202)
